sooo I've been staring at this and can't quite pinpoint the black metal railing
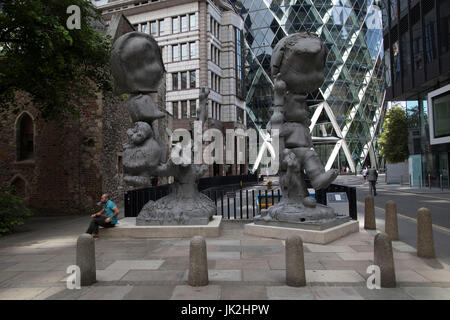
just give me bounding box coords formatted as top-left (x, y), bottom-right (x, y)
top-left (125, 178), bottom-right (357, 221)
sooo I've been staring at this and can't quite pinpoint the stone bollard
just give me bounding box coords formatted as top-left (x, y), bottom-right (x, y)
top-left (188, 236), bottom-right (208, 286)
top-left (76, 234), bottom-right (96, 286)
top-left (364, 195), bottom-right (376, 230)
top-left (417, 208), bottom-right (436, 258)
top-left (285, 235), bottom-right (306, 287)
top-left (374, 232), bottom-right (396, 288)
top-left (385, 200), bottom-right (399, 240)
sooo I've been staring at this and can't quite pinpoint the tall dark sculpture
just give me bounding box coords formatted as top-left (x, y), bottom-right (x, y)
top-left (256, 32), bottom-right (340, 226)
top-left (110, 32), bottom-right (216, 225)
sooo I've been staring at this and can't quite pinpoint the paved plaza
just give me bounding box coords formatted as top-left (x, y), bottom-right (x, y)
top-left (0, 211), bottom-right (449, 300)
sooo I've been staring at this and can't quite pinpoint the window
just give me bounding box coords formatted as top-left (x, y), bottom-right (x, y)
top-left (141, 23), bottom-right (148, 33)
top-left (190, 14), bottom-right (196, 30)
top-left (190, 42), bottom-right (197, 58)
top-left (150, 21), bottom-right (157, 35)
top-left (190, 100), bottom-right (197, 118)
top-left (172, 17), bottom-right (179, 33)
top-left (181, 43), bottom-right (188, 60)
top-left (393, 41), bottom-right (400, 82)
top-left (181, 101), bottom-right (188, 118)
top-left (172, 45), bottom-right (179, 61)
top-left (159, 19), bottom-right (165, 35)
top-left (173, 102), bottom-right (179, 119)
top-left (440, 0), bottom-right (450, 54)
top-left (235, 28), bottom-right (245, 98)
top-left (237, 108), bottom-right (244, 124)
top-left (424, 9), bottom-right (437, 63)
top-left (190, 70), bottom-right (196, 88)
top-left (390, 0), bottom-right (398, 23)
top-left (384, 48), bottom-right (392, 87)
top-left (16, 113), bottom-right (34, 161)
top-left (181, 71), bottom-right (187, 89)
top-left (172, 73), bottom-right (178, 90)
top-left (181, 15), bottom-right (188, 32)
top-left (412, 21), bottom-right (423, 70)
top-left (400, 31), bottom-right (411, 76)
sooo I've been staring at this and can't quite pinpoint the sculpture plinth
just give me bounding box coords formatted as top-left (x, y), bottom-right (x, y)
top-left (111, 32), bottom-right (215, 225)
top-left (254, 32), bottom-right (341, 228)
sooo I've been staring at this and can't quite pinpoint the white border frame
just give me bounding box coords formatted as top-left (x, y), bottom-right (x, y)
top-left (428, 84), bottom-right (450, 145)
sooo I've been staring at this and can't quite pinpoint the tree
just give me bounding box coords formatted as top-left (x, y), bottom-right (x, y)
top-left (379, 105), bottom-right (409, 163)
top-left (0, 0), bottom-right (112, 120)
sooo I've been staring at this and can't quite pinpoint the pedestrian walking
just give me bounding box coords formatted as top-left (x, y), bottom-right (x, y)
top-left (362, 166), bottom-right (368, 181)
top-left (367, 167), bottom-right (378, 196)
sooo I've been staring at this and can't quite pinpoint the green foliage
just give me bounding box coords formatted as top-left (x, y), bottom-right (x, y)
top-left (379, 105), bottom-right (409, 163)
top-left (0, 0), bottom-right (113, 121)
top-left (0, 187), bottom-right (33, 234)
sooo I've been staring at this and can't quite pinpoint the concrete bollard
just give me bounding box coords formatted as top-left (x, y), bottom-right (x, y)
top-left (364, 195), bottom-right (376, 230)
top-left (285, 235), bottom-right (306, 287)
top-left (374, 232), bottom-right (396, 288)
top-left (385, 200), bottom-right (399, 240)
top-left (188, 236), bottom-right (209, 286)
top-left (417, 208), bottom-right (436, 258)
top-left (76, 234), bottom-right (96, 286)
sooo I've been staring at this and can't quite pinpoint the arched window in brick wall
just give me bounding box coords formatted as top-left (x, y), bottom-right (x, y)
top-left (10, 175), bottom-right (27, 199)
top-left (16, 112), bottom-right (34, 161)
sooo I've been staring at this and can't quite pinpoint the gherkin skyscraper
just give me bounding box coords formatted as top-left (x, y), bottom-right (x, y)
top-left (230, 0), bottom-right (386, 172)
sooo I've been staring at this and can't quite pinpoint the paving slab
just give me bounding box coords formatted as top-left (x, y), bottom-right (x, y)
top-left (266, 286), bottom-right (315, 300)
top-left (3, 255), bottom-right (57, 263)
top-left (402, 287), bottom-right (450, 300)
top-left (395, 270), bottom-right (431, 283)
top-left (207, 252), bottom-right (241, 260)
top-left (105, 260), bottom-right (164, 270)
top-left (0, 287), bottom-right (49, 300)
top-left (311, 286), bottom-right (364, 300)
top-left (221, 285), bottom-right (267, 300)
top-left (3, 271), bottom-right (67, 285)
top-left (96, 269), bottom-right (129, 282)
top-left (32, 287), bottom-right (67, 300)
top-left (413, 269), bottom-right (450, 283)
top-left (123, 285), bottom-right (175, 300)
top-left (304, 244), bottom-right (357, 253)
top-left (354, 287), bottom-right (412, 300)
top-left (121, 270), bottom-right (186, 282)
top-left (336, 252), bottom-right (373, 261)
top-left (170, 285), bottom-right (221, 300)
top-left (242, 270), bottom-right (285, 283)
top-left (306, 270), bottom-right (365, 283)
top-left (77, 285), bottom-right (133, 300)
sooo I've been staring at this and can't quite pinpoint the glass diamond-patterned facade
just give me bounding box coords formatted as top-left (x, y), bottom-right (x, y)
top-left (230, 0), bottom-right (386, 172)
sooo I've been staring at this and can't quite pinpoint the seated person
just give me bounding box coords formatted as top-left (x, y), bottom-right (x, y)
top-left (86, 194), bottom-right (119, 238)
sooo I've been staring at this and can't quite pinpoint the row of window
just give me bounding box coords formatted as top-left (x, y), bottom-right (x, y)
top-left (172, 42), bottom-right (197, 62)
top-left (172, 70), bottom-right (196, 90)
top-left (172, 100), bottom-right (197, 119)
top-left (210, 44), bottom-right (221, 65)
top-left (210, 72), bottom-right (221, 93)
top-left (134, 13), bottom-right (197, 36)
top-left (210, 16), bottom-right (220, 39)
top-left (211, 101), bottom-right (222, 121)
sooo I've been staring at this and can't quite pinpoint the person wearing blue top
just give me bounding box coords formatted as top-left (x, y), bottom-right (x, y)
top-left (86, 193), bottom-right (120, 238)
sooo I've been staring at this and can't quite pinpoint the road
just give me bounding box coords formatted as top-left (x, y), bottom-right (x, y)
top-left (334, 174), bottom-right (450, 265)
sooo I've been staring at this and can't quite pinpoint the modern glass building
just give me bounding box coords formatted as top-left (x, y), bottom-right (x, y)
top-left (230, 0), bottom-right (386, 173)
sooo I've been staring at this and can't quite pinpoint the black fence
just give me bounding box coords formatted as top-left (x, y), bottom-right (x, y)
top-left (125, 177), bottom-right (357, 220)
top-left (124, 174), bottom-right (258, 217)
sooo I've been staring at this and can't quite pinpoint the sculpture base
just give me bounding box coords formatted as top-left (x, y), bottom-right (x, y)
top-left (99, 216), bottom-right (222, 238)
top-left (136, 191), bottom-right (216, 225)
top-left (244, 220), bottom-right (359, 244)
top-left (255, 200), bottom-right (337, 225)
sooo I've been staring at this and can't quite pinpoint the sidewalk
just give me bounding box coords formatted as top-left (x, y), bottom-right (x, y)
top-left (0, 215), bottom-right (449, 300)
